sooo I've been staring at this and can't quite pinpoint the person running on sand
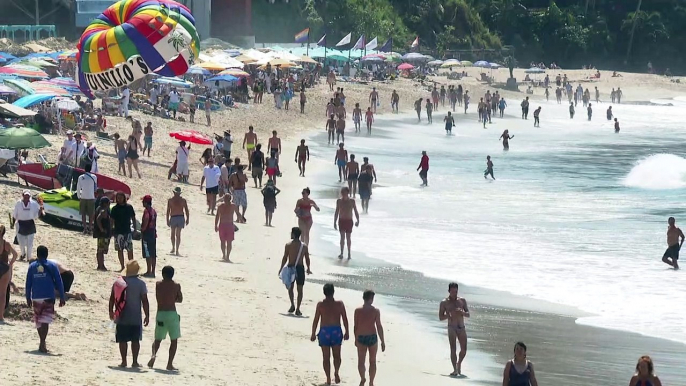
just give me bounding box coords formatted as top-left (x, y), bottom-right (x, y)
top-left (148, 265), bottom-right (182, 371)
top-left (369, 87), bottom-right (379, 113)
top-left (26, 245), bottom-right (66, 353)
top-left (414, 98), bottom-right (422, 122)
top-left (278, 227), bottom-right (311, 316)
top-left (94, 197), bottom-right (112, 271)
top-left (110, 260), bottom-right (149, 368)
top-left (242, 126), bottom-right (258, 171)
top-left (215, 195), bottom-right (236, 262)
top-left (200, 157), bottom-right (221, 215)
top-left (326, 114), bottom-right (337, 145)
top-left (444, 112), bottom-right (455, 134)
top-left (335, 144), bottom-right (348, 183)
top-left (358, 166), bottom-right (373, 214)
top-left (439, 282), bottom-right (470, 376)
top-left (662, 217), bottom-right (684, 269)
top-left (166, 187), bottom-right (189, 256)
top-left (354, 290), bottom-right (386, 386)
top-left (113, 133), bottom-right (127, 175)
top-left (346, 155), bottom-right (360, 197)
top-left (140, 195), bottom-right (158, 278)
top-left (336, 114), bottom-right (346, 144)
top-left (311, 283), bottom-right (350, 386)
top-left (261, 180), bottom-right (280, 227)
top-left (615, 118), bottom-right (620, 133)
top-left (500, 130), bottom-right (514, 151)
top-left (228, 165), bottom-right (249, 223)
top-left (295, 140), bottom-right (309, 177)
top-left (630, 356), bottom-right (662, 386)
top-left (142, 122), bottom-right (153, 157)
top-left (352, 103), bottom-right (362, 133)
top-left (484, 156), bottom-right (495, 180)
top-left (502, 342), bottom-right (539, 386)
top-left (334, 187), bottom-right (360, 260)
top-left (0, 225), bottom-right (18, 323)
top-left (295, 188), bottom-right (320, 245)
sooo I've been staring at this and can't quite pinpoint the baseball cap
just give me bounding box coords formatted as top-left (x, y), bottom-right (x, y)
top-left (22, 190), bottom-right (31, 196)
top-left (142, 195), bottom-right (152, 203)
top-left (66, 130), bottom-right (73, 135)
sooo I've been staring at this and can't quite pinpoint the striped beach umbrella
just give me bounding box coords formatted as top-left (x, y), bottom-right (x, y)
top-left (48, 77), bottom-right (79, 89)
top-left (0, 64), bottom-right (48, 79)
top-left (218, 68), bottom-right (250, 78)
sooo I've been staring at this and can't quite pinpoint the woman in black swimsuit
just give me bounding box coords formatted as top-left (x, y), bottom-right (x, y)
top-left (125, 135), bottom-right (142, 178)
top-left (0, 224), bottom-right (19, 322)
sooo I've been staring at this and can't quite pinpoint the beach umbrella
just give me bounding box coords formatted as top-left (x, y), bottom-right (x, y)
top-left (361, 56), bottom-right (384, 63)
top-left (235, 54), bottom-right (257, 64)
top-left (54, 98), bottom-right (80, 111)
top-left (398, 63), bottom-right (414, 70)
top-left (0, 65), bottom-right (48, 79)
top-left (440, 59), bottom-right (461, 68)
top-left (57, 49), bottom-right (78, 61)
top-left (296, 55), bottom-right (318, 64)
top-left (25, 59), bottom-right (57, 68)
top-left (489, 63), bottom-right (502, 69)
top-left (204, 74), bottom-right (239, 87)
top-left (218, 68), bottom-right (250, 78)
top-left (0, 85), bottom-right (17, 94)
top-left (186, 65), bottom-right (211, 76)
top-left (197, 62), bottom-right (227, 71)
top-left (427, 60), bottom-right (444, 66)
top-left (474, 60), bottom-right (490, 67)
top-left (223, 49), bottom-right (241, 57)
top-left (169, 130), bottom-right (213, 145)
top-left (153, 77), bottom-right (194, 88)
top-left (30, 81), bottom-right (72, 96)
top-left (13, 94), bottom-right (56, 108)
top-left (361, 53), bottom-right (386, 61)
top-left (0, 127), bottom-right (50, 149)
top-left (3, 78), bottom-right (34, 94)
top-left (48, 77), bottom-right (78, 89)
top-left (460, 60), bottom-right (473, 67)
top-left (401, 53), bottom-right (427, 61)
top-left (525, 67), bottom-right (546, 74)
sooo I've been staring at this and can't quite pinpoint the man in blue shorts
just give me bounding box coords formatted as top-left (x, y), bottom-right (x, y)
top-left (311, 283), bottom-right (349, 386)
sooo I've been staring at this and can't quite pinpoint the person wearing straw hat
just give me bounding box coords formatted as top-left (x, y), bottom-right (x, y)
top-left (109, 260), bottom-right (149, 368)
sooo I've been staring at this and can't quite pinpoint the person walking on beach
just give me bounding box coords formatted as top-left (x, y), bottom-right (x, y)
top-left (228, 165), bottom-right (248, 223)
top-left (444, 112), bottom-right (455, 134)
top-left (215, 195), bottom-right (236, 262)
top-left (499, 98), bottom-right (507, 118)
top-left (502, 342), bottom-right (539, 386)
top-left (426, 98), bottom-right (434, 124)
top-left (114, 133), bottom-right (127, 175)
top-left (464, 91), bottom-right (470, 114)
top-left (369, 87), bottom-right (379, 113)
top-left (251, 143), bottom-right (265, 188)
top-left (111, 192), bottom-right (136, 271)
top-left (295, 140), bottom-right (309, 177)
top-left (662, 217), bottom-right (684, 269)
top-left (278, 227), bottom-right (311, 316)
top-left (140, 195), bottom-right (157, 278)
top-left (355, 289), bottom-right (386, 386)
top-left (417, 151), bottom-right (429, 186)
top-left (414, 98), bottom-right (422, 122)
top-left (110, 260), bottom-right (149, 368)
top-left (334, 187), bottom-right (360, 260)
top-left (353, 103), bottom-right (362, 133)
top-left (336, 114), bottom-right (346, 144)
top-left (615, 118), bottom-right (620, 133)
top-left (432, 87), bottom-right (439, 110)
top-left (587, 103), bottom-right (593, 121)
top-left (365, 107), bottom-right (374, 135)
top-left (0, 225), bottom-right (18, 322)
top-left (391, 90), bottom-right (399, 113)
top-left (200, 157), bottom-right (221, 215)
top-left (500, 130), bottom-right (514, 151)
top-left (533, 107), bottom-right (541, 127)
top-left (358, 166), bottom-right (373, 214)
top-left (295, 188), bottom-right (320, 246)
top-left (13, 190), bottom-right (44, 261)
top-left (569, 102), bottom-right (575, 119)
top-left (300, 89), bottom-right (307, 114)
top-left (327, 114), bottom-right (337, 145)
top-left (242, 126), bottom-right (258, 171)
top-left (346, 155), bottom-right (359, 198)
top-left (335, 144), bottom-right (348, 183)
top-left (94, 197), bottom-right (112, 271)
top-left (484, 156), bottom-right (495, 180)
top-left (25, 246), bottom-right (65, 353)
top-left (616, 87), bottom-right (623, 104)
top-left (439, 282), bottom-right (470, 376)
top-left (167, 187), bottom-right (189, 256)
top-left (311, 283), bottom-right (350, 386)
top-left (147, 266), bottom-right (183, 371)
top-left (142, 122), bottom-right (153, 157)
top-left (521, 97), bottom-right (530, 119)
top-left (268, 130), bottom-right (282, 160)
top-left (261, 180), bottom-right (280, 227)
top-left (630, 356), bottom-right (662, 386)
top-left (175, 141), bottom-right (190, 183)
top-left (205, 98), bottom-right (212, 126)
top-left (125, 134), bottom-right (142, 179)
top-left (440, 85), bottom-right (447, 107)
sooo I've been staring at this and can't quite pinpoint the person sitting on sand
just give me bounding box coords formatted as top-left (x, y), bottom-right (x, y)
top-left (502, 342), bottom-right (539, 386)
top-left (215, 195), bottom-right (236, 262)
top-left (334, 187), bottom-right (360, 260)
top-left (109, 260), bottom-right (149, 368)
top-left (311, 283), bottom-right (349, 386)
top-left (354, 290), bottom-right (386, 386)
top-left (630, 356), bottom-right (662, 386)
top-left (148, 265), bottom-right (183, 371)
top-left (278, 227), bottom-right (311, 316)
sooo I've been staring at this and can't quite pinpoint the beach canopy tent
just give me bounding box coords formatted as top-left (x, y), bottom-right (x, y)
top-left (153, 77), bottom-right (194, 88)
top-left (13, 94), bottom-right (56, 108)
top-left (207, 53), bottom-right (244, 69)
top-left (0, 126), bottom-right (49, 149)
top-left (204, 74), bottom-right (239, 87)
top-left (234, 54), bottom-right (257, 64)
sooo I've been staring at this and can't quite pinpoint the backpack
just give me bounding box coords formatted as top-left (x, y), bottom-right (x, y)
top-left (112, 277), bottom-right (128, 323)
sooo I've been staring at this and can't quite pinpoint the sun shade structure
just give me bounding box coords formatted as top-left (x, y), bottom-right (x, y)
top-left (0, 127), bottom-right (49, 149)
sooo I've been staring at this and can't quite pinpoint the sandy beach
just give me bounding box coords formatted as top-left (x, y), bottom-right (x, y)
top-left (1, 69), bottom-right (685, 385)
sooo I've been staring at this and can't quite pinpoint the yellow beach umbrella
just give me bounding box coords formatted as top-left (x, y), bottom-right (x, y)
top-left (296, 55), bottom-right (317, 64)
top-left (197, 62), bottom-right (227, 71)
top-left (235, 54), bottom-right (257, 64)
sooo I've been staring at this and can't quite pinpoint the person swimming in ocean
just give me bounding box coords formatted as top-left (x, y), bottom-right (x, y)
top-left (662, 217), bottom-right (684, 270)
top-left (439, 282), bottom-right (470, 377)
top-left (484, 156), bottom-right (495, 180)
top-left (630, 356), bottom-right (662, 386)
top-left (500, 130), bottom-right (514, 150)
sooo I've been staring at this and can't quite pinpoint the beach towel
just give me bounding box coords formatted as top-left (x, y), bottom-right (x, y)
top-left (280, 243), bottom-right (304, 290)
top-left (112, 276), bottom-right (128, 323)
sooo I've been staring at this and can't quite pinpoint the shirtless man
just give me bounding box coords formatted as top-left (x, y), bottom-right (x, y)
top-left (147, 265), bottom-right (183, 371)
top-left (336, 115), bottom-right (346, 144)
top-left (278, 227), bottom-right (311, 316)
top-left (361, 157), bottom-right (377, 184)
top-left (113, 133), bottom-right (127, 175)
top-left (369, 87), bottom-right (379, 113)
top-left (352, 103), bottom-right (362, 133)
top-left (214, 195), bottom-right (236, 262)
top-left (662, 217), bottom-right (684, 269)
top-left (326, 114), bottom-right (337, 145)
top-left (267, 130), bottom-right (281, 161)
top-left (439, 282), bottom-right (470, 376)
top-left (228, 165), bottom-right (248, 223)
top-left (391, 90), bottom-right (399, 113)
top-left (295, 139), bottom-right (309, 177)
top-left (311, 283), bottom-right (350, 386)
top-left (365, 108), bottom-right (374, 134)
top-left (336, 104), bottom-right (346, 120)
top-left (614, 118), bottom-right (620, 133)
top-left (242, 126), bottom-right (258, 171)
top-left (335, 144), bottom-right (348, 183)
top-left (334, 187), bottom-right (360, 260)
top-left (166, 187), bottom-right (189, 256)
top-left (346, 155), bottom-right (360, 197)
top-left (354, 290), bottom-right (386, 386)
top-left (142, 122), bottom-right (153, 157)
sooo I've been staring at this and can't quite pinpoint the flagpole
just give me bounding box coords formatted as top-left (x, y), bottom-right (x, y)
top-left (306, 28), bottom-right (310, 57)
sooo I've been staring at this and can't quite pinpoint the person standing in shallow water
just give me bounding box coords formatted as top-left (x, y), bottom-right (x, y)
top-left (310, 283), bottom-right (349, 386)
top-left (484, 156), bottom-right (495, 180)
top-left (502, 342), bottom-right (539, 386)
top-left (500, 130), bottom-right (514, 151)
top-left (662, 217), bottom-right (684, 270)
top-left (630, 356), bottom-right (662, 386)
top-left (439, 282), bottom-right (470, 377)
top-left (334, 187), bottom-right (359, 260)
top-left (355, 290), bottom-right (386, 386)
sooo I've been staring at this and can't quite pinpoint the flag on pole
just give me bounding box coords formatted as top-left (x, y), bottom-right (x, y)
top-left (379, 38), bottom-right (393, 52)
top-left (365, 37), bottom-right (378, 51)
top-left (411, 36), bottom-right (419, 48)
top-left (352, 35), bottom-right (366, 50)
top-left (336, 33), bottom-right (352, 47)
top-left (294, 28), bottom-right (310, 43)
top-left (317, 34), bottom-right (326, 47)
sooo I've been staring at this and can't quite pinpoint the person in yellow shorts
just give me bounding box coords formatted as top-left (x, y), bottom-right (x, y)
top-left (147, 266), bottom-right (183, 371)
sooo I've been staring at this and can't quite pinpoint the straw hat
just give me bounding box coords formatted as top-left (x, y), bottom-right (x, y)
top-left (122, 260), bottom-right (143, 277)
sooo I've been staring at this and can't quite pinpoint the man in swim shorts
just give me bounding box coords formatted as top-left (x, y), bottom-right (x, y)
top-left (346, 155), bottom-right (359, 197)
top-left (148, 265), bottom-right (183, 371)
top-left (326, 114), bottom-right (337, 145)
top-left (311, 283), bottom-right (349, 386)
top-left (334, 187), bottom-right (359, 260)
top-left (295, 140), bottom-right (309, 177)
top-left (439, 282), bottom-right (470, 376)
top-left (663, 217), bottom-right (684, 269)
top-left (354, 290), bottom-right (386, 386)
top-left (142, 122), bottom-right (153, 157)
top-left (242, 126), bottom-right (258, 171)
top-left (114, 133), bottom-right (127, 175)
top-left (335, 143), bottom-right (348, 183)
top-left (215, 195), bottom-right (236, 262)
top-left (166, 187), bottom-right (189, 256)
top-left (228, 165), bottom-right (248, 223)
top-left (278, 227), bottom-right (311, 316)
top-left (358, 166), bottom-right (373, 214)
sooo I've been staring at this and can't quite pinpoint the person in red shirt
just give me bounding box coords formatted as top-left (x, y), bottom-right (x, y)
top-left (417, 151), bottom-right (429, 186)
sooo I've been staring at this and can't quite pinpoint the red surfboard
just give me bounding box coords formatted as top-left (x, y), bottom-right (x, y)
top-left (17, 163), bottom-right (131, 198)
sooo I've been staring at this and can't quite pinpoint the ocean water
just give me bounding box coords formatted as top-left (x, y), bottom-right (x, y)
top-left (307, 95), bottom-right (686, 345)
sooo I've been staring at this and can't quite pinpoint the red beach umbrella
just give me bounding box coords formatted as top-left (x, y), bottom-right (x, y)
top-left (169, 130), bottom-right (213, 145)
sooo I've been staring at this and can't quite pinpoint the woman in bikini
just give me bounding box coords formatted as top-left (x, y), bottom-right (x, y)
top-left (125, 135), bottom-right (142, 178)
top-left (502, 342), bottom-right (539, 386)
top-left (294, 187), bottom-right (320, 245)
top-left (630, 356), bottom-right (662, 386)
top-left (0, 225), bottom-right (19, 322)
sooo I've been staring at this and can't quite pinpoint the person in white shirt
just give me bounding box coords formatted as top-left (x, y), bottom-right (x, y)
top-left (175, 141), bottom-right (191, 183)
top-left (168, 87), bottom-right (180, 118)
top-left (76, 164), bottom-right (98, 234)
top-left (62, 130), bottom-right (76, 159)
top-left (200, 157), bottom-right (221, 215)
top-left (68, 133), bottom-right (86, 167)
top-left (12, 190), bottom-right (44, 260)
top-left (149, 85), bottom-right (159, 106)
top-left (120, 86), bottom-right (130, 117)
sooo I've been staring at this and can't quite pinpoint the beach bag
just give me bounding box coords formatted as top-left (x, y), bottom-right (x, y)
top-left (279, 243), bottom-right (304, 290)
top-left (112, 277), bottom-right (128, 323)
